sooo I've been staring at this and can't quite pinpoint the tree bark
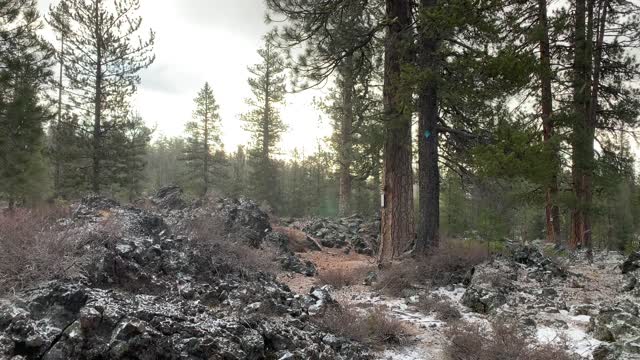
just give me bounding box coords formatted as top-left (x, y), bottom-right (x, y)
top-left (203, 91), bottom-right (209, 196)
top-left (570, 0), bottom-right (593, 252)
top-left (338, 56), bottom-right (355, 217)
top-left (379, 0), bottom-right (415, 264)
top-left (416, 0), bottom-right (440, 253)
top-left (538, 0), bottom-right (562, 247)
top-left (92, 2), bottom-right (102, 193)
top-left (54, 36), bottom-right (64, 196)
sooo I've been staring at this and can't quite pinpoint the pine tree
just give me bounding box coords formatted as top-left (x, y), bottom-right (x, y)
top-left (566, 0), bottom-right (640, 254)
top-left (48, 0), bottom-right (155, 193)
top-left (104, 112), bottom-right (151, 201)
top-left (0, 0), bottom-right (53, 208)
top-left (183, 82), bottom-right (223, 196)
top-left (144, 136), bottom-right (188, 191)
top-left (228, 145), bottom-right (247, 198)
top-left (241, 37), bottom-right (287, 208)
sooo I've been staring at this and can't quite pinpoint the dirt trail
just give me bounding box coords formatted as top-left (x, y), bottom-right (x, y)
top-left (276, 234), bottom-right (624, 360)
top-left (277, 247), bottom-right (450, 360)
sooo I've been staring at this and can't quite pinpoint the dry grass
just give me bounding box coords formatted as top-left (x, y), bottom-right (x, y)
top-left (190, 214), bottom-right (277, 276)
top-left (272, 225), bottom-right (310, 253)
top-left (376, 240), bottom-right (490, 296)
top-left (314, 305), bottom-right (410, 346)
top-left (0, 206), bottom-right (85, 295)
top-left (445, 319), bottom-right (576, 360)
top-left (417, 295), bottom-right (462, 321)
top-left (317, 268), bottom-right (367, 289)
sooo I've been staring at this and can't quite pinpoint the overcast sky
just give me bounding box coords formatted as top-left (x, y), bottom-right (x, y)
top-left (37, 0), bottom-right (331, 155)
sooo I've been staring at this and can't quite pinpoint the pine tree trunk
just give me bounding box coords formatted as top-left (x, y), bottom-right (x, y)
top-left (203, 95), bottom-right (209, 196)
top-left (538, 0), bottom-right (562, 247)
top-left (416, 0), bottom-right (440, 254)
top-left (570, 0), bottom-right (591, 250)
top-left (379, 0), bottom-right (415, 264)
top-left (92, 5), bottom-right (102, 194)
top-left (54, 36), bottom-right (64, 197)
top-left (338, 56), bottom-right (355, 217)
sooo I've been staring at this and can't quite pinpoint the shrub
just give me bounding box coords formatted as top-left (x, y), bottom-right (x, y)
top-left (417, 295), bottom-right (462, 321)
top-left (0, 206), bottom-right (83, 295)
top-left (190, 214), bottom-right (277, 276)
top-left (375, 240), bottom-right (490, 296)
top-left (374, 261), bottom-right (424, 297)
top-left (314, 305), bottom-right (410, 346)
top-left (272, 226), bottom-right (310, 253)
top-left (317, 268), bottom-right (366, 289)
top-left (445, 319), bottom-right (576, 360)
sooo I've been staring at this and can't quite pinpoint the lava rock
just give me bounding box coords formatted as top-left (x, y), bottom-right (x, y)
top-left (0, 196), bottom-right (371, 360)
top-left (279, 254), bottom-right (317, 277)
top-left (622, 252), bottom-right (640, 274)
top-left (152, 185), bottom-right (187, 210)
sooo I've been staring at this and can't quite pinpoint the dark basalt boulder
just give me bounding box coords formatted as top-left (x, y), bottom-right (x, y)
top-left (622, 252), bottom-right (640, 274)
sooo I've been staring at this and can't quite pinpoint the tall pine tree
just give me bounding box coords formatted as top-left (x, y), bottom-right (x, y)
top-left (0, 0), bottom-right (53, 208)
top-left (49, 0), bottom-right (155, 193)
top-left (183, 82), bottom-right (223, 196)
top-left (241, 37), bottom-right (287, 208)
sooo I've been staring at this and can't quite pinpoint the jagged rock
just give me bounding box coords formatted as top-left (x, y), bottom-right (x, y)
top-left (590, 301), bottom-right (640, 342)
top-left (152, 185), bottom-right (186, 210)
top-left (622, 252), bottom-right (640, 274)
top-left (623, 274), bottom-right (638, 292)
top-left (307, 286), bottom-right (335, 316)
top-left (0, 197), bottom-right (371, 360)
top-left (279, 254), bottom-right (317, 277)
top-left (265, 231), bottom-right (290, 253)
top-left (509, 244), bottom-right (567, 280)
top-left (292, 216), bottom-right (379, 256)
top-left (461, 286), bottom-right (508, 314)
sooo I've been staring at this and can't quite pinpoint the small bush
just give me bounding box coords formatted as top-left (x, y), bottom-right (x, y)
top-left (317, 268), bottom-right (366, 289)
top-left (190, 215), bottom-right (277, 276)
top-left (0, 206), bottom-right (83, 295)
top-left (374, 261), bottom-right (423, 297)
top-left (314, 305), bottom-right (410, 346)
top-left (417, 295), bottom-right (462, 321)
top-left (272, 226), bottom-right (310, 253)
top-left (376, 240), bottom-right (490, 296)
top-left (445, 319), bottom-right (576, 360)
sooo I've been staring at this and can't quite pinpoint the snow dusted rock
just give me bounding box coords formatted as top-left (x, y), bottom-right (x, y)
top-left (461, 260), bottom-right (513, 314)
top-left (151, 185), bottom-right (187, 210)
top-left (590, 300), bottom-right (640, 356)
top-left (292, 215), bottom-right (379, 256)
top-left (509, 243), bottom-right (567, 281)
top-left (307, 286), bottom-right (335, 316)
top-left (0, 196), bottom-right (371, 360)
top-left (164, 193), bottom-right (271, 248)
top-left (622, 252), bottom-right (640, 274)
top-left (279, 254), bottom-right (317, 277)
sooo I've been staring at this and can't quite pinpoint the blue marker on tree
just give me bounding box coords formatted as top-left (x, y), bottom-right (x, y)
top-left (424, 130), bottom-right (432, 139)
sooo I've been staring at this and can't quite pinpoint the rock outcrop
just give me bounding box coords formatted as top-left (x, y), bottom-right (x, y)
top-left (292, 215), bottom-right (379, 256)
top-left (0, 195), bottom-right (370, 360)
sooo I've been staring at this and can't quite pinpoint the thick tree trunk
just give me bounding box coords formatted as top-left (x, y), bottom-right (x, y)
top-left (92, 5), bottom-right (102, 194)
top-left (338, 56), bottom-right (355, 217)
top-left (538, 0), bottom-right (562, 247)
top-left (570, 0), bottom-right (592, 251)
top-left (416, 0), bottom-right (440, 253)
top-left (379, 0), bottom-right (415, 264)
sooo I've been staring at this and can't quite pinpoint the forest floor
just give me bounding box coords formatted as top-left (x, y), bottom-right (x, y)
top-left (277, 242), bottom-right (627, 360)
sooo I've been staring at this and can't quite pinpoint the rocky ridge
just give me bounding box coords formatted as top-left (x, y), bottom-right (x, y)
top-left (0, 189), bottom-right (370, 360)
